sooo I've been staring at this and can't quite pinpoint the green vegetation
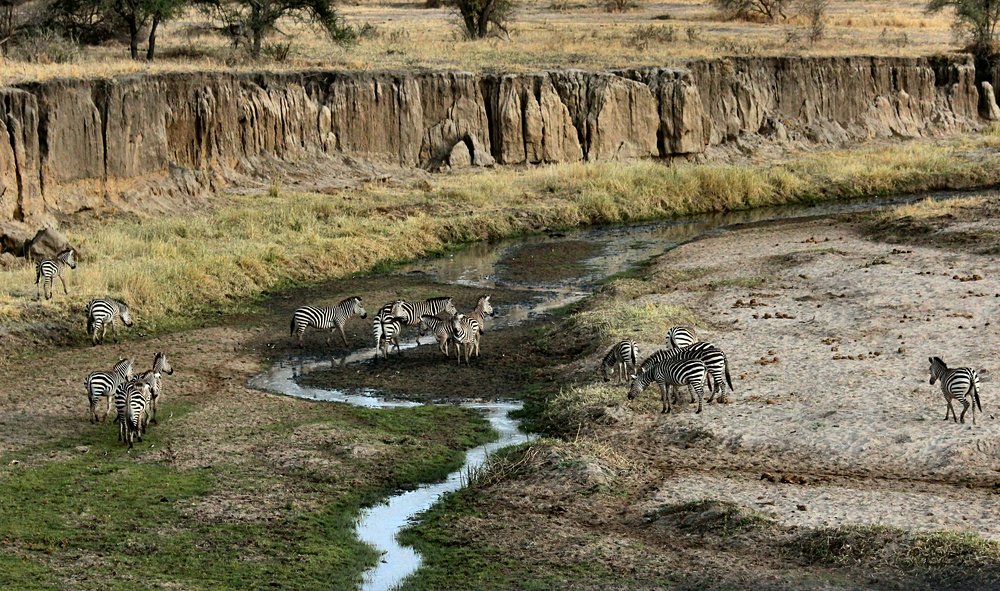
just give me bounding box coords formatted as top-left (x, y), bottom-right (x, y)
top-left (0, 404), bottom-right (495, 590)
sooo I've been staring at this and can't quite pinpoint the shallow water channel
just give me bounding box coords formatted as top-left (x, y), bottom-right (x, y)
top-left (248, 191), bottom-right (975, 591)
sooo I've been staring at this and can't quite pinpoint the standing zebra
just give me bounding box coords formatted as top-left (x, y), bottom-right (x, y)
top-left (419, 314), bottom-right (459, 356)
top-left (116, 381), bottom-right (152, 450)
top-left (86, 298), bottom-right (133, 345)
top-left (35, 248), bottom-right (77, 300)
top-left (390, 297), bottom-right (458, 327)
top-left (929, 357), bottom-right (982, 425)
top-left (600, 340), bottom-right (639, 384)
top-left (85, 357), bottom-right (133, 423)
top-left (666, 326), bottom-right (696, 349)
top-left (140, 352), bottom-right (174, 426)
top-left (290, 296), bottom-right (368, 348)
top-left (629, 358), bottom-right (709, 414)
top-left (451, 295), bottom-right (494, 364)
top-left (376, 314), bottom-right (404, 360)
top-left (640, 342), bottom-right (733, 402)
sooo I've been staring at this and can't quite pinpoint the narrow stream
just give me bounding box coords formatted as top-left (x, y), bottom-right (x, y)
top-left (247, 190), bottom-right (985, 591)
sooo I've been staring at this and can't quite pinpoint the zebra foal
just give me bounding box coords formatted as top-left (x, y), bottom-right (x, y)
top-left (86, 298), bottom-right (133, 345)
top-left (451, 295), bottom-right (494, 364)
top-left (419, 315), bottom-right (458, 356)
top-left (929, 357), bottom-right (982, 425)
top-left (629, 358), bottom-right (709, 414)
top-left (600, 340), bottom-right (639, 384)
top-left (290, 296), bottom-right (368, 347)
top-left (35, 248), bottom-right (77, 300)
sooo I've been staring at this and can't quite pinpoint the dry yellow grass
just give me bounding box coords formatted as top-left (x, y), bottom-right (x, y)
top-left (0, 0), bottom-right (962, 85)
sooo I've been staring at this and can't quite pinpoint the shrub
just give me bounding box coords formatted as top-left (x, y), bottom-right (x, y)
top-left (713, 0), bottom-right (789, 21)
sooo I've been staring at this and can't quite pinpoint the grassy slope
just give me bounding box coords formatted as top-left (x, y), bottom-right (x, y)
top-left (3, 139), bottom-right (999, 354)
top-left (0, 403), bottom-right (495, 590)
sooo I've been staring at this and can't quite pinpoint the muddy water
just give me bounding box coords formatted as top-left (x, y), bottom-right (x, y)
top-left (248, 191), bottom-right (970, 591)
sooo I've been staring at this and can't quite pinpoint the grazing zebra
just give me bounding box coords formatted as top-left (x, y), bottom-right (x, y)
top-left (85, 357), bottom-right (133, 423)
top-left (451, 295), bottom-right (494, 364)
top-left (117, 381), bottom-right (152, 449)
top-left (35, 248), bottom-right (77, 300)
top-left (600, 340), bottom-right (639, 384)
top-left (290, 296), bottom-right (368, 348)
top-left (629, 358), bottom-right (709, 414)
top-left (639, 342), bottom-right (733, 402)
top-left (419, 314), bottom-right (458, 356)
top-left (86, 298), bottom-right (133, 346)
top-left (666, 326), bottom-right (696, 349)
top-left (929, 357), bottom-right (982, 425)
top-left (390, 297), bottom-right (458, 327)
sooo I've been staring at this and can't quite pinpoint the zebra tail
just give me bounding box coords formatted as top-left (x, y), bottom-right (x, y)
top-left (290, 316), bottom-right (295, 337)
top-left (724, 361), bottom-right (734, 391)
top-left (34, 263), bottom-right (41, 285)
top-left (975, 380), bottom-right (983, 413)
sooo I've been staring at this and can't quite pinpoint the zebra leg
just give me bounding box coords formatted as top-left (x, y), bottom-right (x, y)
top-left (151, 397), bottom-right (158, 425)
top-left (693, 382), bottom-right (703, 414)
top-left (338, 324), bottom-right (349, 348)
top-left (659, 383), bottom-right (671, 414)
top-left (960, 398), bottom-right (970, 424)
top-left (89, 398), bottom-right (98, 424)
top-left (59, 275), bottom-right (68, 295)
top-left (945, 397), bottom-right (956, 422)
top-left (105, 395), bottom-right (114, 422)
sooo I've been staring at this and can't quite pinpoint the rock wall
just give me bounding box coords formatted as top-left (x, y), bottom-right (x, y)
top-left (0, 55), bottom-right (986, 223)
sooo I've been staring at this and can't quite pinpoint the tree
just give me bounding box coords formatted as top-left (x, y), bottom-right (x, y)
top-left (198, 0), bottom-right (353, 59)
top-left (800, 0), bottom-right (828, 44)
top-left (111, 0), bottom-right (186, 59)
top-left (46, 0), bottom-right (185, 59)
top-left (452, 0), bottom-right (515, 38)
top-left (926, 0), bottom-right (1000, 55)
top-left (713, 0), bottom-right (789, 21)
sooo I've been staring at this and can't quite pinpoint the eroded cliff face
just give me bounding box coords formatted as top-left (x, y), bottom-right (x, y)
top-left (0, 55), bottom-right (989, 223)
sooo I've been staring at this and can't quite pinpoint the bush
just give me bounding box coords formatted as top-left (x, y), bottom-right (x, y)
top-left (604, 0), bottom-right (635, 12)
top-left (4, 29), bottom-right (81, 63)
top-left (925, 0), bottom-right (999, 56)
top-left (452, 0), bottom-right (515, 38)
top-left (626, 24), bottom-right (676, 50)
top-left (713, 0), bottom-right (789, 21)
top-left (800, 0), bottom-right (828, 44)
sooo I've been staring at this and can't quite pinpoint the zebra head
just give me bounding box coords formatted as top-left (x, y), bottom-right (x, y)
top-left (418, 315), bottom-right (434, 336)
top-left (600, 359), bottom-right (611, 382)
top-left (352, 296), bottom-right (367, 319)
top-left (154, 352), bottom-right (174, 376)
top-left (627, 376), bottom-right (643, 400)
top-left (443, 298), bottom-right (458, 317)
top-left (390, 299), bottom-right (409, 320)
top-left (113, 357), bottom-right (134, 380)
top-left (929, 357), bottom-right (947, 385)
top-left (59, 248), bottom-right (77, 269)
top-left (477, 295), bottom-right (493, 317)
top-left (118, 301), bottom-right (134, 326)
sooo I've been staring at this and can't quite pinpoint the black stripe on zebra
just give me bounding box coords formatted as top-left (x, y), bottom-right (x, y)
top-left (86, 298), bottom-right (134, 346)
top-left (628, 358), bottom-right (709, 414)
top-left (85, 357), bottom-right (133, 423)
top-left (451, 295), bottom-right (494, 364)
top-left (666, 326), bottom-right (696, 349)
top-left (600, 340), bottom-right (639, 384)
top-left (372, 303), bottom-right (395, 358)
top-left (639, 341), bottom-right (733, 401)
top-left (390, 297), bottom-right (458, 326)
top-left (377, 315), bottom-right (405, 359)
top-left (290, 296), bottom-right (368, 347)
top-left (35, 248), bottom-right (77, 300)
top-left (929, 357), bottom-right (983, 425)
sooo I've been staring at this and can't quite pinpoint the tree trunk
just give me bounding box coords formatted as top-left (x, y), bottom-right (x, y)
top-left (252, 28), bottom-right (263, 58)
top-left (147, 15), bottom-right (159, 60)
top-left (127, 16), bottom-right (139, 60)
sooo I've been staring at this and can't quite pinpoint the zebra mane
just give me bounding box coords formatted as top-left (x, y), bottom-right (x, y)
top-left (930, 356), bottom-right (947, 370)
top-left (426, 296), bottom-right (452, 303)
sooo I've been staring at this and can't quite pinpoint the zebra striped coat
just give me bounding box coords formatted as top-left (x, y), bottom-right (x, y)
top-left (85, 357), bottom-right (133, 423)
top-left (290, 296), bottom-right (368, 347)
top-left (666, 326), bottom-right (696, 349)
top-left (86, 299), bottom-right (133, 345)
top-left (639, 342), bottom-right (733, 402)
top-left (117, 381), bottom-right (152, 450)
top-left (629, 358), bottom-right (709, 414)
top-left (390, 297), bottom-right (457, 327)
top-left (451, 295), bottom-right (494, 364)
top-left (600, 340), bottom-right (639, 384)
top-left (35, 248), bottom-right (77, 300)
top-left (929, 357), bottom-right (982, 425)
top-left (419, 315), bottom-right (459, 356)
top-left (371, 303), bottom-right (405, 359)
top-left (142, 352), bottom-right (174, 425)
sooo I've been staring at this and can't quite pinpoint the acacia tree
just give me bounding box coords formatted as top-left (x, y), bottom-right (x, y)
top-left (111, 0), bottom-right (187, 59)
top-left (713, 0), bottom-right (789, 21)
top-left (452, 0), bottom-right (515, 38)
top-left (198, 0), bottom-right (353, 58)
top-left (926, 0), bottom-right (1000, 55)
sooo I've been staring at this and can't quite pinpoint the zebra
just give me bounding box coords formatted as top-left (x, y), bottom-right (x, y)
top-left (389, 297), bottom-right (458, 327)
top-left (418, 314), bottom-right (458, 356)
top-left (85, 357), bottom-right (133, 423)
top-left (600, 340), bottom-right (639, 384)
top-left (666, 326), bottom-right (696, 349)
top-left (639, 342), bottom-right (733, 403)
top-left (290, 296), bottom-right (368, 348)
top-left (117, 381), bottom-right (152, 450)
top-left (86, 298), bottom-right (133, 345)
top-left (140, 352), bottom-right (174, 426)
top-left (376, 315), bottom-right (404, 360)
top-left (451, 295), bottom-right (494, 364)
top-left (628, 358), bottom-right (709, 414)
top-left (35, 248), bottom-right (77, 300)
top-left (929, 357), bottom-right (982, 425)
top-left (371, 303), bottom-right (399, 360)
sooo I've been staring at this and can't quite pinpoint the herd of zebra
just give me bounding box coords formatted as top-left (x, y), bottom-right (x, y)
top-left (290, 294), bottom-right (494, 364)
top-left (84, 352), bottom-right (175, 449)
